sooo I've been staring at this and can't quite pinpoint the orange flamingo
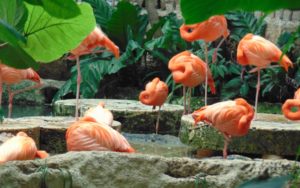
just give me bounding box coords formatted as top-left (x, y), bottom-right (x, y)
top-left (168, 51), bottom-right (216, 114)
top-left (68, 26), bottom-right (120, 120)
top-left (66, 108), bottom-right (135, 153)
top-left (282, 88), bottom-right (300, 120)
top-left (139, 77), bottom-right (168, 134)
top-left (237, 33), bottom-right (293, 118)
top-left (0, 63), bottom-right (42, 118)
top-left (192, 98), bottom-right (254, 159)
top-left (83, 102), bottom-right (113, 127)
top-left (0, 132), bottom-right (48, 164)
top-left (180, 15), bottom-right (229, 105)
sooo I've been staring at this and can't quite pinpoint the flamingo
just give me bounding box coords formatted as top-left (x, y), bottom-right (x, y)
top-left (237, 33), bottom-right (293, 118)
top-left (282, 88), bottom-right (300, 120)
top-left (168, 51), bottom-right (216, 114)
top-left (0, 63), bottom-right (42, 118)
top-left (83, 102), bottom-right (113, 127)
top-left (139, 77), bottom-right (168, 134)
top-left (66, 107), bottom-right (135, 153)
top-left (0, 131), bottom-right (48, 164)
top-left (68, 26), bottom-right (120, 120)
top-left (180, 15), bottom-right (229, 105)
top-left (192, 98), bottom-right (254, 159)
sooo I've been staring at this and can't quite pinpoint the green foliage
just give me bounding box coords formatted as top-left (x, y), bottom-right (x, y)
top-left (225, 11), bottom-right (266, 41)
top-left (180, 0), bottom-right (300, 24)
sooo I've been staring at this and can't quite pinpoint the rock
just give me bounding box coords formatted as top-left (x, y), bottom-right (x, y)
top-left (54, 99), bottom-right (184, 135)
top-left (0, 116), bottom-right (122, 154)
top-left (179, 113), bottom-right (300, 156)
top-left (0, 151), bottom-right (298, 188)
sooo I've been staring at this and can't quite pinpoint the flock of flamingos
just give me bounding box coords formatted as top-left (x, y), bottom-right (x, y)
top-left (0, 14), bottom-right (299, 163)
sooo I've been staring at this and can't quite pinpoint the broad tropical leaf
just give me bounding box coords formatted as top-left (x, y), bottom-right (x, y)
top-left (0, 20), bottom-right (26, 46)
top-left (22, 2), bottom-right (96, 63)
top-left (180, 0), bottom-right (300, 24)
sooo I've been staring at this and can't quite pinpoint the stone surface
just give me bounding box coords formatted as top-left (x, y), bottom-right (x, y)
top-left (179, 113), bottom-right (300, 156)
top-left (0, 116), bottom-right (122, 154)
top-left (0, 151), bottom-right (298, 188)
top-left (54, 99), bottom-right (184, 135)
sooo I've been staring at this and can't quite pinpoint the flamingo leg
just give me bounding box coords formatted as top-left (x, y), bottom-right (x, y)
top-left (6, 82), bottom-right (42, 118)
top-left (75, 56), bottom-right (81, 120)
top-left (254, 69), bottom-right (261, 119)
top-left (187, 87), bottom-right (192, 114)
top-left (155, 106), bottom-right (161, 134)
top-left (222, 133), bottom-right (231, 159)
top-left (204, 43), bottom-right (209, 106)
top-left (183, 86), bottom-right (186, 115)
top-left (0, 80), bottom-right (2, 109)
top-left (212, 37), bottom-right (226, 64)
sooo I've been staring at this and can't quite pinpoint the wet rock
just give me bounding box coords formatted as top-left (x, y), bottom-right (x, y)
top-left (179, 113), bottom-right (300, 156)
top-left (0, 151), bottom-right (298, 188)
top-left (54, 99), bottom-right (184, 135)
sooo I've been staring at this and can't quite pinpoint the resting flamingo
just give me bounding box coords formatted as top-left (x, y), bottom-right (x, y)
top-left (68, 26), bottom-right (119, 120)
top-left (168, 51), bottom-right (216, 114)
top-left (0, 63), bottom-right (42, 118)
top-left (83, 102), bottom-right (113, 127)
top-left (237, 33), bottom-right (293, 118)
top-left (192, 98), bottom-right (254, 159)
top-left (139, 77), bottom-right (168, 134)
top-left (282, 88), bottom-right (300, 120)
top-left (0, 132), bottom-right (48, 164)
top-left (66, 105), bottom-right (135, 153)
top-left (180, 15), bottom-right (229, 105)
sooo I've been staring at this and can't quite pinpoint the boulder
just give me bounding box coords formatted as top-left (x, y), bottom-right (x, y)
top-left (54, 99), bottom-right (184, 135)
top-left (179, 113), bottom-right (300, 156)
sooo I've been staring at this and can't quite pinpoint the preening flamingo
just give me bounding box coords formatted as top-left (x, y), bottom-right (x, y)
top-left (68, 26), bottom-right (119, 120)
top-left (66, 106), bottom-right (135, 153)
top-left (139, 77), bottom-right (168, 134)
top-left (83, 102), bottom-right (113, 127)
top-left (192, 98), bottom-right (254, 159)
top-left (168, 51), bottom-right (216, 114)
top-left (180, 15), bottom-right (229, 105)
top-left (282, 88), bottom-right (300, 120)
top-left (0, 131), bottom-right (48, 164)
top-left (0, 63), bottom-right (42, 118)
top-left (237, 33), bottom-right (293, 118)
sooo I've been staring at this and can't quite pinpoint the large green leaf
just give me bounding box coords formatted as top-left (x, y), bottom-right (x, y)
top-left (0, 20), bottom-right (26, 46)
top-left (180, 0), bottom-right (300, 24)
top-left (83, 0), bottom-right (113, 32)
top-left (24, 0), bottom-right (80, 19)
top-left (22, 2), bottom-right (96, 63)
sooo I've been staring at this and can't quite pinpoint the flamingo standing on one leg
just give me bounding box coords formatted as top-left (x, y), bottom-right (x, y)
top-left (66, 107), bottom-right (135, 153)
top-left (68, 26), bottom-right (120, 120)
top-left (192, 98), bottom-right (254, 159)
top-left (237, 33), bottom-right (293, 119)
top-left (168, 51), bottom-right (216, 114)
top-left (0, 63), bottom-right (42, 118)
top-left (0, 131), bottom-right (48, 164)
top-left (180, 15), bottom-right (229, 105)
top-left (282, 88), bottom-right (300, 120)
top-left (139, 77), bottom-right (168, 134)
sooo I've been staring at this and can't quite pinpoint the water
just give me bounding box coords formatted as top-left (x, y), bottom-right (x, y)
top-left (1, 105), bottom-right (53, 118)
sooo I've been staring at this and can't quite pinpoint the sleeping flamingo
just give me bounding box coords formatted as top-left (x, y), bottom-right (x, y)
top-left (83, 102), bottom-right (113, 127)
top-left (192, 98), bottom-right (254, 159)
top-left (237, 33), bottom-right (293, 118)
top-left (180, 15), bottom-right (229, 105)
top-left (168, 51), bottom-right (216, 114)
top-left (282, 88), bottom-right (300, 120)
top-left (68, 26), bottom-right (119, 120)
top-left (0, 63), bottom-right (42, 118)
top-left (139, 77), bottom-right (168, 134)
top-left (0, 132), bottom-right (48, 164)
top-left (66, 106), bottom-right (135, 153)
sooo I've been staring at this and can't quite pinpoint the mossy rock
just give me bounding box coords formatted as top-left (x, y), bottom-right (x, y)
top-left (179, 113), bottom-right (300, 156)
top-left (0, 116), bottom-right (121, 154)
top-left (54, 99), bottom-right (184, 135)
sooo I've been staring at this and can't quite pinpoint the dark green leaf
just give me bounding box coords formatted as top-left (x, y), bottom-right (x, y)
top-left (0, 20), bottom-right (26, 46)
top-left (180, 0), bottom-right (300, 24)
top-left (240, 82), bottom-right (249, 96)
top-left (24, 0), bottom-right (42, 5)
top-left (41, 0), bottom-right (80, 19)
top-left (223, 77), bottom-right (242, 89)
top-left (22, 2), bottom-right (96, 62)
